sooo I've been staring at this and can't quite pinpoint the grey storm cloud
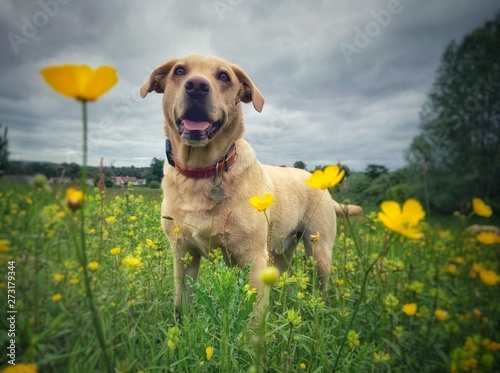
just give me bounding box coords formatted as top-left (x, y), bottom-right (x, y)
top-left (0, 0), bottom-right (498, 171)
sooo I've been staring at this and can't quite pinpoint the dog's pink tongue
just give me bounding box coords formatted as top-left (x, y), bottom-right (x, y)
top-left (182, 119), bottom-right (210, 131)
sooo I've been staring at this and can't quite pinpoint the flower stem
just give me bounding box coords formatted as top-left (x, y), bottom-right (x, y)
top-left (421, 164), bottom-right (431, 216)
top-left (254, 284), bottom-right (271, 373)
top-left (264, 211), bottom-right (274, 265)
top-left (332, 235), bottom-right (392, 372)
top-left (79, 100), bottom-right (112, 372)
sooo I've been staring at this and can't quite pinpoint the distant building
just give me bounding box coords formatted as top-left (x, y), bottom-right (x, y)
top-left (114, 176), bottom-right (146, 186)
top-left (49, 176), bottom-right (72, 184)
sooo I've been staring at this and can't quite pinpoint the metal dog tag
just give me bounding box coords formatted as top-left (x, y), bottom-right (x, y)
top-left (209, 185), bottom-right (224, 202)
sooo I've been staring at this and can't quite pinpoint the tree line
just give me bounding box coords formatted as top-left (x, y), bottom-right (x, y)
top-left (1, 158), bottom-right (164, 188)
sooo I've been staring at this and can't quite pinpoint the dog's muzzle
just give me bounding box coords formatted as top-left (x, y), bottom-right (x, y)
top-left (174, 77), bottom-right (224, 147)
top-left (176, 106), bottom-right (223, 147)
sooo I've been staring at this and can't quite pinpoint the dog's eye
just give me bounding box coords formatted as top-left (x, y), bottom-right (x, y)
top-left (218, 72), bottom-right (230, 82)
top-left (174, 67), bottom-right (185, 76)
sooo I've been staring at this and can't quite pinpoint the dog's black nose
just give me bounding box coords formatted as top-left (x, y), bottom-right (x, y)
top-left (185, 77), bottom-right (210, 97)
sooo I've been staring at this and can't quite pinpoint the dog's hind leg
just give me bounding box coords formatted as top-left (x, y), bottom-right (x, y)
top-left (272, 232), bottom-right (299, 273)
top-left (303, 231), bottom-right (333, 291)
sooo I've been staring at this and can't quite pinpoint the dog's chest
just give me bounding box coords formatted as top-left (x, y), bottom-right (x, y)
top-left (175, 208), bottom-right (231, 255)
top-left (164, 190), bottom-right (235, 250)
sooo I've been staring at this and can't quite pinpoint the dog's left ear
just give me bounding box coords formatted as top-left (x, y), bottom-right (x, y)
top-left (231, 64), bottom-right (265, 113)
top-left (140, 59), bottom-right (178, 98)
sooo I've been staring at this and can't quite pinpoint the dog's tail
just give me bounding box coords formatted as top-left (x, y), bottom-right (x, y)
top-left (334, 201), bottom-right (363, 217)
top-left (331, 162), bottom-right (362, 217)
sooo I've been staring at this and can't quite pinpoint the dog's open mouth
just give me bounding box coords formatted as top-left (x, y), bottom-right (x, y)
top-left (176, 107), bottom-right (222, 146)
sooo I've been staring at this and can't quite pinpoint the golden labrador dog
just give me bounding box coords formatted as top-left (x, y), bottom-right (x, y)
top-left (141, 55), bottom-right (361, 310)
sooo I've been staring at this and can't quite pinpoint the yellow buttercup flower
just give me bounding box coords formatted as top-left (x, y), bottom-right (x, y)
top-left (249, 193), bottom-right (274, 212)
top-left (0, 363), bottom-right (38, 373)
top-left (40, 65), bottom-right (118, 101)
top-left (310, 231), bottom-right (320, 242)
top-left (306, 165), bottom-right (345, 189)
top-left (88, 261), bottom-right (99, 271)
top-left (402, 303), bottom-right (417, 316)
top-left (51, 293), bottom-right (62, 302)
top-left (472, 198), bottom-right (492, 218)
top-left (478, 268), bottom-right (499, 286)
top-left (434, 309), bottom-right (450, 321)
top-left (0, 239), bottom-right (10, 252)
top-left (476, 232), bottom-right (500, 245)
top-left (53, 273), bottom-right (64, 282)
top-left (66, 188), bottom-right (83, 211)
top-left (473, 309), bottom-right (482, 319)
top-left (486, 341), bottom-right (500, 352)
top-left (471, 262), bottom-right (482, 274)
top-left (122, 255), bottom-right (143, 267)
top-left (205, 346), bottom-right (214, 360)
top-left (109, 247), bottom-right (121, 255)
top-left (105, 216), bottom-right (116, 223)
top-left (378, 199), bottom-right (425, 239)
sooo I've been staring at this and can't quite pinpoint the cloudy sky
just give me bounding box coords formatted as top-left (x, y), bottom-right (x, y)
top-left (1, 0), bottom-right (498, 171)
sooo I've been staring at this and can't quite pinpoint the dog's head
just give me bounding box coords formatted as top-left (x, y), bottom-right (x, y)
top-left (141, 55), bottom-right (264, 148)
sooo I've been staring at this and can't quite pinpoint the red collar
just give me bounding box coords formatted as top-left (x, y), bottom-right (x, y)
top-left (171, 143), bottom-right (237, 179)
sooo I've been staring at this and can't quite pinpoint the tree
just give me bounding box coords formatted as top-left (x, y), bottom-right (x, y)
top-left (346, 167), bottom-right (412, 209)
top-left (293, 161), bottom-right (307, 170)
top-left (145, 158), bottom-right (164, 185)
top-left (406, 12), bottom-right (500, 213)
top-left (364, 164), bottom-right (388, 179)
top-left (61, 162), bottom-right (82, 179)
top-left (0, 125), bottom-right (8, 172)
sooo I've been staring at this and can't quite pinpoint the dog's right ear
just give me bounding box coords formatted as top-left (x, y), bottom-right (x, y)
top-left (140, 59), bottom-right (178, 98)
top-left (230, 64), bottom-right (265, 113)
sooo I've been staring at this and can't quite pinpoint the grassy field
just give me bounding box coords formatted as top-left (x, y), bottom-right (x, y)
top-left (0, 180), bottom-right (499, 372)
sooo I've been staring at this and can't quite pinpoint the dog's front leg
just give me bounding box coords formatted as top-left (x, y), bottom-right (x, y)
top-left (246, 250), bottom-right (271, 306)
top-left (173, 247), bottom-right (201, 312)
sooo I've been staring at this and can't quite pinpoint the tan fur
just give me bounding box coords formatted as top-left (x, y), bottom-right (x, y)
top-left (465, 224), bottom-right (500, 235)
top-left (141, 55), bottom-right (361, 309)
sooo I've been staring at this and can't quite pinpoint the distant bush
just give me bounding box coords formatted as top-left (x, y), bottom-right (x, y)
top-left (335, 167), bottom-right (414, 212)
top-left (148, 180), bottom-right (161, 189)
